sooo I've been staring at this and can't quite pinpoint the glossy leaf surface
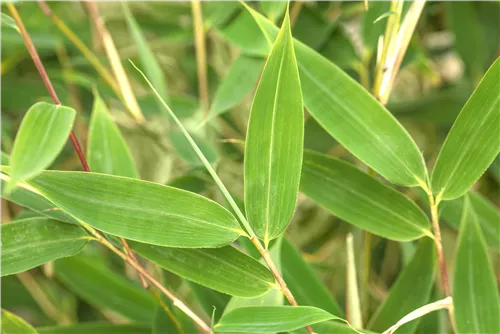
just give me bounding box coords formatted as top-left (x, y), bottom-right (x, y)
top-left (432, 58), bottom-right (500, 200)
top-left (1, 218), bottom-right (89, 276)
top-left (243, 6), bottom-right (427, 187)
top-left (453, 196), bottom-right (500, 334)
top-left (8, 102), bottom-right (75, 190)
top-left (23, 170), bottom-right (242, 248)
top-left (367, 238), bottom-right (436, 333)
top-left (88, 89), bottom-right (139, 178)
top-left (55, 255), bottom-right (156, 323)
top-left (244, 9), bottom-right (304, 243)
top-left (215, 306), bottom-right (341, 333)
top-left (300, 151), bottom-right (431, 241)
top-left (131, 242), bottom-right (274, 297)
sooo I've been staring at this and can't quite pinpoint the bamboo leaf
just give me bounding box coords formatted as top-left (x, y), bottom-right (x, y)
top-left (431, 58), bottom-right (500, 200)
top-left (244, 8), bottom-right (304, 243)
top-left (453, 195), bottom-right (500, 334)
top-left (17, 170), bottom-right (243, 248)
top-left (367, 238), bottom-right (436, 333)
top-left (88, 89), bottom-right (139, 178)
top-left (130, 242), bottom-right (274, 298)
top-left (1, 309), bottom-right (37, 334)
top-left (1, 13), bottom-right (19, 33)
top-left (1, 217), bottom-right (90, 276)
top-left (440, 191), bottom-right (500, 249)
top-left (37, 323), bottom-right (150, 334)
top-left (282, 238), bottom-right (343, 316)
top-left (215, 306), bottom-right (343, 333)
top-left (7, 102), bottom-right (75, 191)
top-left (122, 2), bottom-right (169, 104)
top-left (241, 5), bottom-right (427, 187)
top-left (188, 282), bottom-right (230, 323)
top-left (209, 54), bottom-right (264, 118)
top-left (54, 255), bottom-right (156, 323)
top-left (300, 151), bottom-right (431, 241)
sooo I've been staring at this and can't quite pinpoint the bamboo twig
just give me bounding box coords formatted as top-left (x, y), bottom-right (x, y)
top-left (84, 1), bottom-right (145, 123)
top-left (8, 5), bottom-right (208, 331)
top-left (191, 1), bottom-right (209, 116)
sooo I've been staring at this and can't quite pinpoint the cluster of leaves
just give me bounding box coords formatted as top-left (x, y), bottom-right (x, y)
top-left (1, 2), bottom-right (499, 334)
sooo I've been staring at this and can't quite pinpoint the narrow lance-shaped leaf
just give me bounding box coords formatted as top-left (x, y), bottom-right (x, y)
top-left (453, 195), bottom-right (500, 334)
top-left (7, 102), bottom-right (75, 191)
top-left (130, 242), bottom-right (274, 298)
top-left (88, 88), bottom-right (139, 178)
top-left (55, 255), bottom-right (157, 323)
top-left (367, 238), bottom-right (436, 333)
top-left (300, 151), bottom-right (431, 241)
top-left (244, 8), bottom-right (304, 244)
top-left (432, 58), bottom-right (500, 201)
top-left (215, 306), bottom-right (344, 333)
top-left (242, 5), bottom-right (427, 187)
top-left (1, 309), bottom-right (38, 334)
top-left (10, 169), bottom-right (243, 248)
top-left (282, 238), bottom-right (343, 316)
top-left (440, 191), bottom-right (500, 249)
top-left (1, 217), bottom-right (90, 277)
top-left (209, 54), bottom-right (264, 119)
top-left (1, 160), bottom-right (77, 224)
top-left (122, 2), bottom-right (169, 104)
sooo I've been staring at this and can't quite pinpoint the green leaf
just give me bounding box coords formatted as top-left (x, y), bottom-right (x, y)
top-left (431, 58), bottom-right (500, 201)
top-left (260, 1), bottom-right (287, 22)
top-left (37, 323), bottom-right (150, 334)
top-left (168, 129), bottom-right (218, 167)
top-left (209, 54), bottom-right (264, 118)
top-left (215, 306), bottom-right (342, 333)
top-left (7, 102), bottom-right (76, 191)
top-left (300, 151), bottom-right (431, 241)
top-left (21, 170), bottom-right (243, 248)
top-left (1, 13), bottom-right (19, 33)
top-left (189, 282), bottom-right (230, 323)
top-left (244, 8), bottom-right (304, 243)
top-left (122, 2), bottom-right (169, 104)
top-left (1, 170), bottom-right (78, 225)
top-left (242, 5), bottom-right (427, 187)
top-left (440, 191), bottom-right (500, 249)
top-left (54, 255), bottom-right (156, 323)
top-left (1, 217), bottom-right (89, 276)
top-left (223, 237), bottom-right (284, 319)
top-left (88, 89), bottom-right (139, 178)
top-left (153, 295), bottom-right (197, 334)
top-left (1, 309), bottom-right (37, 334)
top-left (367, 238), bottom-right (436, 333)
top-left (130, 242), bottom-right (274, 298)
top-left (282, 238), bottom-right (343, 316)
top-left (453, 195), bottom-right (500, 334)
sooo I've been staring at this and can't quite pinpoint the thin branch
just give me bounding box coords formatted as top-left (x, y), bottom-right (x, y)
top-left (84, 1), bottom-right (145, 123)
top-left (427, 191), bottom-right (456, 331)
top-left (81, 223), bottom-right (211, 333)
top-left (191, 1), bottom-right (209, 116)
top-left (132, 61), bottom-right (311, 333)
top-left (382, 297), bottom-right (453, 334)
top-left (8, 5), bottom-right (208, 331)
top-left (7, 2), bottom-right (89, 173)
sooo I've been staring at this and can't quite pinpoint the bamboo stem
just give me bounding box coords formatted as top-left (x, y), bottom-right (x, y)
top-left (191, 1), bottom-right (209, 116)
top-left (37, 1), bottom-right (122, 100)
top-left (81, 223), bottom-right (211, 333)
top-left (8, 4), bottom-right (208, 331)
top-left (84, 1), bottom-right (145, 123)
top-left (427, 192), bottom-right (456, 331)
